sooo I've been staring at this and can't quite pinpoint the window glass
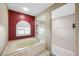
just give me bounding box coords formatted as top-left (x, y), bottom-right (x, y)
top-left (16, 21), bottom-right (31, 36)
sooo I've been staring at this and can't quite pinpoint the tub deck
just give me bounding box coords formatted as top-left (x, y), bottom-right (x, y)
top-left (2, 37), bottom-right (39, 55)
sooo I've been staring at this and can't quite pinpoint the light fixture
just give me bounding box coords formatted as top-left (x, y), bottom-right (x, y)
top-left (23, 7), bottom-right (29, 11)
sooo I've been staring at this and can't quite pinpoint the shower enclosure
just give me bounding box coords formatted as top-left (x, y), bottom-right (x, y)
top-left (51, 4), bottom-right (75, 56)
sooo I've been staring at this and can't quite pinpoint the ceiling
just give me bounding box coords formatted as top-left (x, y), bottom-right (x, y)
top-left (7, 3), bottom-right (53, 16)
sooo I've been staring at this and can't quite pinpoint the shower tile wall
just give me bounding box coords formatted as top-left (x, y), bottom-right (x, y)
top-left (52, 14), bottom-right (75, 52)
top-left (51, 4), bottom-right (75, 56)
top-left (36, 13), bottom-right (51, 51)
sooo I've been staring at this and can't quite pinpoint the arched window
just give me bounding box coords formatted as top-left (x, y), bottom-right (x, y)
top-left (16, 20), bottom-right (31, 36)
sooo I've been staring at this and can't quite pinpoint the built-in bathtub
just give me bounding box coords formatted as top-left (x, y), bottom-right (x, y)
top-left (2, 37), bottom-right (46, 56)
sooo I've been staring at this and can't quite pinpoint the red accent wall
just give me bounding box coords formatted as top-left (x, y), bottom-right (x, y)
top-left (9, 10), bottom-right (35, 40)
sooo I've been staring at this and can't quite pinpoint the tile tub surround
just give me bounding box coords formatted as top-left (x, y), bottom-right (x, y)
top-left (2, 37), bottom-right (47, 56)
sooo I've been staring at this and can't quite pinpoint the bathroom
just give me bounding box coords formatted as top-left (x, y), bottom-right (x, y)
top-left (0, 3), bottom-right (78, 56)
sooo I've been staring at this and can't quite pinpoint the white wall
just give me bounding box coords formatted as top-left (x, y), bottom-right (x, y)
top-left (51, 4), bottom-right (75, 56)
top-left (0, 4), bottom-right (8, 55)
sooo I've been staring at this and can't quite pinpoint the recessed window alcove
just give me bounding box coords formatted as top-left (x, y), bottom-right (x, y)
top-left (16, 20), bottom-right (31, 37)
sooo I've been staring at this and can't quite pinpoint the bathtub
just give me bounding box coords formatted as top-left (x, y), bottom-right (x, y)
top-left (2, 37), bottom-right (46, 56)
